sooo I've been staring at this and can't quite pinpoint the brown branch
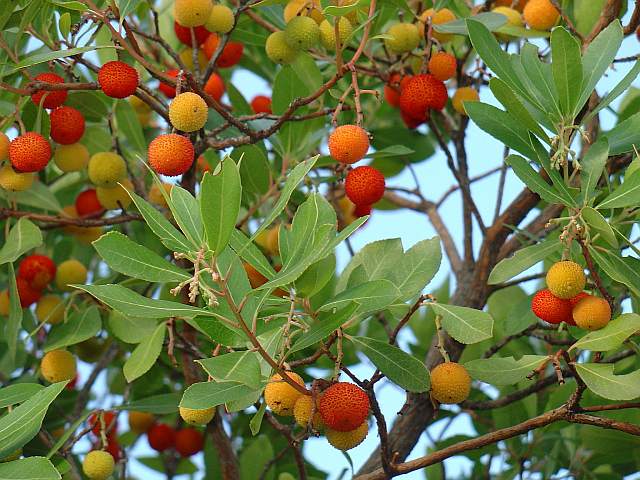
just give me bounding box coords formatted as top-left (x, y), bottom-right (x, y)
top-left (623, 0), bottom-right (640, 34)
top-left (0, 209), bottom-right (142, 227)
top-left (208, 412), bottom-right (240, 480)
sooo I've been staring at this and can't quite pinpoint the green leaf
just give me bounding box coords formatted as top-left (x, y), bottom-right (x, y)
top-left (123, 322), bottom-right (166, 382)
top-left (0, 181), bottom-right (62, 212)
top-left (575, 363), bottom-right (640, 401)
top-left (580, 138), bottom-right (609, 205)
top-left (249, 402), bottom-right (266, 436)
top-left (550, 27), bottom-right (582, 118)
top-left (0, 384), bottom-right (44, 409)
top-left (570, 313), bottom-right (640, 352)
top-left (93, 231), bottom-right (191, 283)
top-left (581, 207), bottom-right (617, 248)
top-left (392, 237), bottom-right (441, 301)
top-left (6, 266), bottom-right (22, 366)
top-left (107, 311), bottom-right (160, 344)
top-left (58, 12), bottom-right (71, 38)
top-left (319, 279), bottom-right (400, 314)
top-left (431, 303), bottom-right (493, 344)
top-left (114, 100), bottom-right (145, 154)
top-left (519, 43), bottom-right (562, 120)
top-left (289, 304), bottom-right (358, 354)
top-left (200, 159), bottom-right (242, 255)
top-left (0, 219), bottom-right (43, 265)
top-left (349, 336), bottom-right (430, 392)
top-left (435, 12), bottom-right (505, 35)
top-left (0, 382), bottom-right (66, 458)
top-left (295, 254), bottom-right (336, 298)
top-left (464, 355), bottom-right (548, 386)
top-left (488, 239), bottom-right (562, 284)
top-left (180, 381), bottom-right (258, 409)
top-left (64, 92), bottom-right (108, 122)
top-left (589, 246), bottom-right (640, 298)
top-left (75, 284), bottom-right (215, 319)
top-left (169, 185), bottom-right (204, 247)
top-left (0, 457), bottom-right (61, 480)
top-left (587, 60), bottom-right (640, 124)
top-left (45, 306), bottom-right (102, 352)
top-left (2, 46), bottom-right (115, 77)
top-left (506, 155), bottom-right (576, 207)
top-left (120, 393), bottom-right (181, 414)
top-left (239, 435), bottom-right (275, 480)
top-left (235, 145), bottom-right (271, 201)
top-left (196, 351), bottom-right (262, 389)
top-left (596, 170), bottom-right (640, 209)
top-left (229, 229), bottom-right (275, 279)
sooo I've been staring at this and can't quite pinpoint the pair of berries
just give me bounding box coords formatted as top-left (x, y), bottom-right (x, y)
top-left (147, 423), bottom-right (204, 457)
top-left (12, 254), bottom-right (56, 308)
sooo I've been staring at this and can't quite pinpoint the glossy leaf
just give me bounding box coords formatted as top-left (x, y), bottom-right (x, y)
top-left (575, 363), bottom-right (640, 401)
top-left (197, 351), bottom-right (262, 389)
top-left (180, 381), bottom-right (258, 409)
top-left (45, 306), bottom-right (102, 352)
top-left (464, 355), bottom-right (548, 386)
top-left (570, 313), bottom-right (640, 352)
top-left (0, 457), bottom-right (61, 480)
top-left (550, 27), bottom-right (582, 118)
top-left (0, 384), bottom-right (44, 409)
top-left (0, 219), bottom-right (43, 265)
top-left (123, 322), bottom-right (166, 382)
top-left (488, 239), bottom-right (561, 285)
top-left (431, 303), bottom-right (493, 344)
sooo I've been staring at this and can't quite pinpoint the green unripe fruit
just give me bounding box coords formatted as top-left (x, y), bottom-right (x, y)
top-left (88, 152), bottom-right (127, 187)
top-left (284, 16), bottom-right (320, 51)
top-left (265, 31), bottom-right (298, 64)
top-left (384, 22), bottom-right (420, 54)
top-left (205, 4), bottom-right (234, 33)
top-left (319, 17), bottom-right (353, 50)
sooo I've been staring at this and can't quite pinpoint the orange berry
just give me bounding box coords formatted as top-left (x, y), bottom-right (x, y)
top-left (428, 52), bottom-right (456, 81)
top-left (50, 106), bottom-right (85, 145)
top-left (572, 295), bottom-right (611, 331)
top-left (401, 107), bottom-right (429, 129)
top-left (98, 61), bottom-right (139, 98)
top-left (202, 34), bottom-right (244, 68)
top-left (175, 428), bottom-right (204, 457)
top-left (318, 382), bottom-right (369, 432)
top-left (452, 87), bottom-right (480, 115)
top-left (399, 74), bottom-right (447, 122)
top-left (430, 362), bottom-right (471, 404)
top-left (9, 132), bottom-right (51, 172)
top-left (75, 189), bottom-right (104, 217)
top-left (18, 254), bottom-right (56, 290)
top-left (494, 0), bottom-right (529, 11)
top-left (30, 72), bottom-right (67, 109)
top-left (173, 21), bottom-right (210, 46)
top-left (523, 0), bottom-right (559, 30)
top-left (204, 73), bottom-right (225, 101)
top-left (328, 125), bottom-right (370, 164)
top-left (419, 8), bottom-right (456, 42)
top-left (345, 165), bottom-right (385, 206)
top-left (383, 73), bottom-right (412, 108)
top-left (531, 289), bottom-right (572, 325)
top-left (250, 95), bottom-right (272, 114)
top-left (148, 133), bottom-right (194, 177)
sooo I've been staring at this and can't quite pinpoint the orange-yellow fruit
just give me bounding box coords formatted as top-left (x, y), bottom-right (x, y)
top-left (204, 73), bottom-right (225, 102)
top-left (284, 0), bottom-right (323, 24)
top-left (572, 295), bottom-right (611, 331)
top-left (41, 349), bottom-right (76, 383)
top-left (0, 290), bottom-right (9, 316)
top-left (264, 372), bottom-right (306, 416)
top-left (428, 52), bottom-right (456, 81)
top-left (179, 48), bottom-right (208, 71)
top-left (9, 132), bottom-right (51, 173)
top-left (0, 165), bottom-right (34, 192)
top-left (149, 183), bottom-right (173, 207)
top-left (128, 411), bottom-right (156, 434)
top-left (384, 22), bottom-right (421, 54)
top-left (328, 125), bottom-right (369, 164)
top-left (54, 143), bottom-right (90, 172)
top-left (430, 362), bottom-right (471, 404)
top-left (255, 226), bottom-right (279, 256)
top-left (201, 33), bottom-right (244, 68)
top-left (205, 4), bottom-right (234, 33)
top-left (452, 87), bottom-right (479, 115)
top-left (179, 406), bottom-right (216, 425)
top-left (55, 259), bottom-right (88, 292)
top-left (523, 0), bottom-right (559, 30)
top-left (174, 0), bottom-right (213, 27)
top-left (96, 179), bottom-right (134, 210)
top-left (419, 8), bottom-right (456, 42)
top-left (318, 382), bottom-right (369, 432)
top-left (36, 294), bottom-right (65, 325)
top-left (293, 394), bottom-right (324, 429)
top-left (98, 61), bottom-right (139, 99)
top-left (88, 152), bottom-right (127, 187)
top-left (129, 95), bottom-right (152, 125)
top-left (345, 165), bottom-right (385, 206)
top-left (399, 74), bottom-right (448, 121)
top-left (494, 0), bottom-right (529, 11)
top-left (337, 196), bottom-right (357, 226)
top-left (148, 133), bottom-right (195, 176)
top-left (546, 260), bottom-right (586, 299)
top-left (0, 132), bottom-right (9, 160)
top-left (250, 95), bottom-right (272, 114)
top-left (82, 450), bottom-right (115, 480)
top-left (325, 421), bottom-right (368, 451)
top-left (493, 6), bottom-right (523, 40)
top-left (169, 92), bottom-right (208, 132)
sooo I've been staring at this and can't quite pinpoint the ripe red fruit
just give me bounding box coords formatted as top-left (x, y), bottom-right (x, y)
top-left (147, 423), bottom-right (176, 452)
top-left (175, 428), bottom-right (204, 457)
top-left (202, 34), bottom-right (244, 68)
top-left (17, 254), bottom-right (56, 289)
top-left (16, 277), bottom-right (43, 308)
top-left (250, 95), bottom-right (272, 114)
top-left (531, 289), bottom-right (573, 324)
top-left (9, 132), bottom-right (51, 172)
top-left (50, 106), bottom-right (85, 145)
top-left (399, 74), bottom-right (448, 121)
top-left (204, 73), bottom-right (225, 101)
top-left (31, 72), bottom-right (67, 109)
top-left (88, 411), bottom-right (118, 437)
top-left (148, 134), bottom-right (195, 176)
top-left (98, 61), bottom-right (139, 98)
top-left (75, 189), bottom-right (103, 217)
top-left (401, 108), bottom-right (429, 129)
top-left (65, 373), bottom-right (78, 390)
top-left (319, 382), bottom-right (369, 432)
top-left (384, 74), bottom-right (411, 108)
top-left (354, 203), bottom-right (372, 217)
top-left (345, 166), bottom-right (385, 206)
top-left (174, 21), bottom-right (210, 46)
top-left (159, 70), bottom-right (180, 98)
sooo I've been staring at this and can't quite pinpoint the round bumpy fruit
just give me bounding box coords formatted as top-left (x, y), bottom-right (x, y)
top-left (399, 74), bottom-right (448, 121)
top-left (284, 16), bottom-right (320, 51)
top-left (174, 0), bottom-right (213, 27)
top-left (345, 166), bottom-right (385, 206)
top-left (452, 87), bottom-right (480, 115)
top-left (179, 48), bottom-right (208, 71)
top-left (202, 34), bottom-right (244, 67)
top-left (266, 31), bottom-right (298, 64)
top-left (169, 92), bottom-right (209, 132)
top-left (175, 428), bottom-right (204, 457)
top-left (319, 382), bottom-right (369, 432)
top-left (16, 277), bottom-right (42, 307)
top-left (55, 259), bottom-right (88, 292)
top-left (31, 72), bottom-right (67, 109)
top-left (251, 95), bottom-right (272, 114)
top-left (98, 61), bottom-right (139, 98)
top-left (75, 189), bottom-right (103, 217)
top-left (293, 394), bottom-right (324, 430)
top-left (9, 132), bottom-right (51, 173)
top-left (50, 106), bottom-right (85, 145)
top-left (319, 17), bottom-right (353, 50)
top-left (531, 288), bottom-right (572, 324)
top-left (96, 179), bottom-right (134, 210)
top-left (159, 70), bottom-right (181, 99)
top-left (82, 450), bottom-right (115, 480)
top-left (326, 421), bottom-right (368, 451)
top-left (148, 133), bottom-right (195, 176)
top-left (384, 74), bottom-right (411, 108)
top-left (128, 411), bottom-right (156, 434)
top-left (36, 295), bottom-right (65, 325)
top-left (147, 423), bottom-right (176, 451)
top-left (180, 406), bottom-right (216, 426)
top-left (384, 22), bottom-right (421, 54)
top-left (205, 4), bottom-right (234, 33)
top-left (419, 8), bottom-right (456, 42)
top-left (41, 350), bottom-right (76, 383)
top-left (328, 125), bottom-right (369, 164)
top-left (18, 254), bottom-right (56, 289)
top-left (284, 0), bottom-right (323, 24)
top-left (0, 165), bottom-right (34, 192)
top-left (264, 372), bottom-right (306, 416)
top-left (428, 52), bottom-right (457, 81)
top-left (546, 260), bottom-right (586, 299)
top-left (89, 411), bottom-right (118, 437)
top-left (54, 143), bottom-right (89, 172)
top-left (430, 362), bottom-right (471, 404)
top-left (88, 152), bottom-right (127, 187)
top-left (0, 132), bottom-right (9, 160)
top-left (174, 21), bottom-right (210, 46)
top-left (573, 295), bottom-right (611, 331)
top-left (523, 0), bottom-right (559, 30)
top-left (204, 73), bottom-right (225, 101)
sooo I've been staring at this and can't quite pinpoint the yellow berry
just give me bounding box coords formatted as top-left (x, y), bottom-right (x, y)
top-left (0, 290), bottom-right (9, 316)
top-left (88, 152), bottom-right (127, 187)
top-left (169, 92), bottom-right (209, 132)
top-left (573, 295), bottom-right (611, 331)
top-left (0, 165), bottom-right (34, 192)
top-left (319, 18), bottom-right (353, 51)
top-left (523, 0), bottom-right (559, 30)
top-left (55, 259), bottom-right (88, 292)
top-left (174, 0), bottom-right (213, 27)
top-left (205, 4), bottom-right (234, 33)
top-left (265, 31), bottom-right (298, 64)
top-left (179, 48), bottom-right (208, 71)
top-left (82, 450), bottom-right (115, 480)
top-left (0, 132), bottom-right (9, 160)
top-left (264, 372), bottom-right (306, 416)
top-left (283, 0), bottom-right (323, 24)
top-left (284, 16), bottom-right (320, 51)
top-left (54, 143), bottom-right (90, 172)
top-left (385, 22), bottom-right (421, 54)
top-left (149, 182), bottom-right (173, 207)
top-left (96, 179), bottom-right (134, 210)
top-left (41, 350), bottom-right (76, 383)
top-left (325, 421), bottom-right (368, 450)
top-left (293, 394), bottom-right (324, 430)
top-left (452, 87), bottom-right (479, 115)
top-left (493, 6), bottom-right (523, 41)
top-left (128, 411), bottom-right (156, 434)
top-left (546, 260), bottom-right (586, 299)
top-left (430, 362), bottom-right (471, 404)
top-left (419, 8), bottom-right (456, 42)
top-left (36, 295), bottom-right (65, 325)
top-left (179, 406), bottom-right (216, 425)
top-left (255, 226), bottom-right (279, 256)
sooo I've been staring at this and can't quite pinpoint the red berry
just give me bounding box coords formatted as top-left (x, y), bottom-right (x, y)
top-left (384, 73), bottom-right (411, 108)
top-left (98, 61), bottom-right (139, 98)
top-left (159, 69), bottom-right (184, 99)
top-left (401, 108), bottom-right (428, 129)
top-left (319, 382), bottom-right (369, 432)
top-left (531, 289), bottom-right (573, 325)
top-left (354, 203), bottom-right (372, 217)
top-left (345, 166), bottom-right (385, 206)
top-left (31, 73), bottom-right (67, 109)
top-left (65, 374), bottom-right (78, 390)
top-left (174, 21), bottom-right (210, 46)
top-left (175, 428), bottom-right (204, 457)
top-left (16, 277), bottom-right (43, 308)
top-left (9, 132), bottom-right (51, 172)
top-left (204, 73), bottom-right (225, 101)
top-left (147, 423), bottom-right (176, 452)
top-left (75, 189), bottom-right (103, 217)
top-left (88, 411), bottom-right (118, 437)
top-left (148, 133), bottom-right (194, 177)
top-left (50, 106), bottom-right (85, 145)
top-left (17, 254), bottom-right (56, 289)
top-left (202, 34), bottom-right (243, 68)
top-left (250, 95), bottom-right (272, 114)
top-left (399, 74), bottom-right (447, 121)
